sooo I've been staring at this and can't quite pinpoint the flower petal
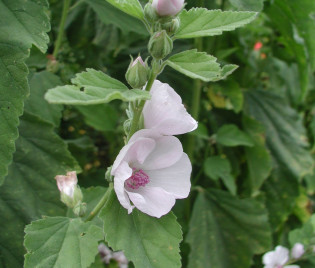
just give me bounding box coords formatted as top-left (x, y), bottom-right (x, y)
top-left (146, 153), bottom-right (191, 198)
top-left (126, 186), bottom-right (176, 218)
top-left (112, 137), bottom-right (155, 174)
top-left (140, 135), bottom-right (183, 170)
top-left (113, 161), bottom-right (134, 213)
top-left (143, 80), bottom-right (197, 136)
top-left (274, 246), bottom-right (290, 265)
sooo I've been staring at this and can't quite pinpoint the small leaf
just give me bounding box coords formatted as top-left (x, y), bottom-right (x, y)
top-left (204, 156), bottom-right (236, 195)
top-left (45, 69), bottom-right (150, 105)
top-left (100, 190), bottom-right (182, 268)
top-left (24, 217), bottom-right (104, 268)
top-left (174, 8), bottom-right (257, 39)
top-left (216, 124), bottom-right (254, 147)
top-left (186, 189), bottom-right (271, 268)
top-left (105, 0), bottom-right (144, 20)
top-left (167, 50), bottom-right (221, 81)
top-left (289, 214), bottom-right (315, 247)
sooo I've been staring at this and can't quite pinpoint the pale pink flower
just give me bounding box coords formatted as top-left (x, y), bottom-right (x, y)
top-left (143, 80), bottom-right (197, 136)
top-left (262, 246), bottom-right (300, 268)
top-left (55, 171), bottom-right (78, 198)
top-left (152, 0), bottom-right (184, 16)
top-left (111, 129), bottom-right (191, 218)
top-left (98, 243), bottom-right (128, 268)
top-left (291, 243), bottom-right (304, 259)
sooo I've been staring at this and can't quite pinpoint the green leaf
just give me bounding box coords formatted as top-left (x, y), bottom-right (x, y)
top-left (166, 50), bottom-right (237, 82)
top-left (0, 0), bottom-right (50, 184)
top-left (174, 8), bottom-right (257, 39)
top-left (45, 69), bottom-right (150, 105)
top-left (0, 72), bottom-right (80, 266)
top-left (186, 189), bottom-right (271, 268)
top-left (289, 214), bottom-right (315, 247)
top-left (229, 0), bottom-right (264, 11)
top-left (24, 217), bottom-right (103, 268)
top-left (216, 124), bottom-right (254, 147)
top-left (204, 156), bottom-right (236, 195)
top-left (25, 71), bottom-right (63, 126)
top-left (75, 104), bottom-right (118, 132)
top-left (245, 90), bottom-right (313, 179)
top-left (100, 190), bottom-right (182, 268)
top-left (243, 116), bottom-right (272, 195)
top-left (105, 0), bottom-right (144, 20)
top-left (84, 0), bottom-right (147, 35)
top-left (262, 168), bottom-right (299, 229)
top-left (0, 114), bottom-right (80, 267)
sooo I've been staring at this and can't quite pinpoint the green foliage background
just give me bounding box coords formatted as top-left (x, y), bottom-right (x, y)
top-left (0, 0), bottom-right (315, 267)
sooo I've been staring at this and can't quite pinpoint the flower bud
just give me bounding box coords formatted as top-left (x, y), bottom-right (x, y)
top-left (144, 2), bottom-right (158, 23)
top-left (148, 30), bottom-right (173, 60)
top-left (152, 0), bottom-right (185, 17)
top-left (161, 18), bottom-right (180, 35)
top-left (73, 202), bottom-right (87, 217)
top-left (125, 56), bottom-right (149, 88)
top-left (55, 171), bottom-right (83, 208)
top-left (291, 243), bottom-right (305, 259)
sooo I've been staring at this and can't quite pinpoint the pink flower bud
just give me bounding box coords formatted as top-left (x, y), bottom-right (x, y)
top-left (152, 0), bottom-right (185, 16)
top-left (291, 243), bottom-right (305, 259)
top-left (132, 56), bottom-right (145, 67)
top-left (55, 171), bottom-right (78, 198)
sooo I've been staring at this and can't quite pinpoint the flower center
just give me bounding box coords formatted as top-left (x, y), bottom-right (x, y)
top-left (125, 169), bottom-right (150, 190)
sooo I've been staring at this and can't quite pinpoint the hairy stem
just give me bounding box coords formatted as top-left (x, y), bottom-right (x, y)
top-left (127, 61), bottom-right (160, 140)
top-left (85, 183), bottom-right (113, 222)
top-left (53, 0), bottom-right (72, 58)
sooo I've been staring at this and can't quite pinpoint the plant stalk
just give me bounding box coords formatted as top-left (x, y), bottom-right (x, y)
top-left (85, 183), bottom-right (113, 222)
top-left (52, 0), bottom-right (72, 58)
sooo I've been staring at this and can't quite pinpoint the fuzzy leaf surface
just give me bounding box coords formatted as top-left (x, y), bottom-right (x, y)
top-left (0, 0), bottom-right (50, 184)
top-left (24, 217), bottom-right (103, 268)
top-left (245, 90), bottom-right (313, 179)
top-left (174, 8), bottom-right (257, 39)
top-left (100, 190), bottom-right (182, 268)
top-left (186, 189), bottom-right (271, 268)
top-left (45, 69), bottom-right (150, 105)
top-left (105, 0), bottom-right (144, 20)
top-left (216, 124), bottom-right (254, 147)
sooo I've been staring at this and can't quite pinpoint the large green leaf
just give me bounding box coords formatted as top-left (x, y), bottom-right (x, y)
top-left (289, 214), bottom-right (315, 247)
top-left (186, 189), bottom-right (271, 268)
top-left (174, 8), bottom-right (257, 39)
top-left (84, 0), bottom-right (147, 35)
top-left (166, 49), bottom-right (237, 82)
top-left (0, 72), bottom-right (80, 267)
top-left (24, 217), bottom-right (103, 268)
top-left (263, 168), bottom-right (299, 229)
top-left (100, 190), bottom-right (182, 268)
top-left (105, 0), bottom-right (144, 20)
top-left (242, 116), bottom-right (272, 195)
top-left (245, 90), bottom-right (313, 179)
top-left (0, 0), bottom-right (50, 185)
top-left (45, 69), bottom-right (150, 105)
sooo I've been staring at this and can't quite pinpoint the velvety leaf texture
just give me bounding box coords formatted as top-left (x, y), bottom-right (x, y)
top-left (0, 72), bottom-right (80, 267)
top-left (84, 0), bottom-right (147, 35)
top-left (245, 90), bottom-right (313, 179)
top-left (174, 8), bottom-right (257, 39)
top-left (24, 217), bottom-right (103, 268)
top-left (229, 0), bottom-right (264, 11)
top-left (0, 0), bottom-right (50, 184)
top-left (45, 68), bottom-right (151, 105)
top-left (105, 0), bottom-right (144, 20)
top-left (216, 124), bottom-right (254, 147)
top-left (100, 190), bottom-right (182, 268)
top-left (186, 189), bottom-right (271, 268)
